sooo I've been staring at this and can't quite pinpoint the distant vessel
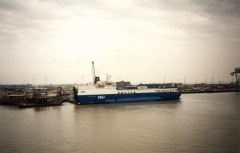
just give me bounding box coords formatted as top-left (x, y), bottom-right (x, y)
top-left (73, 62), bottom-right (181, 104)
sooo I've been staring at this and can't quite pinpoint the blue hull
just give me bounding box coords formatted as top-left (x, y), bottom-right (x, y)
top-left (74, 92), bottom-right (181, 104)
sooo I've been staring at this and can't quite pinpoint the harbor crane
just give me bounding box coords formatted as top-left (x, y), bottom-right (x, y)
top-left (230, 67), bottom-right (240, 88)
top-left (92, 61), bottom-right (100, 85)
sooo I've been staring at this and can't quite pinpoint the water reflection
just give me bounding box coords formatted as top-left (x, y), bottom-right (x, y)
top-left (33, 105), bottom-right (62, 112)
top-left (0, 104), bottom-right (19, 110)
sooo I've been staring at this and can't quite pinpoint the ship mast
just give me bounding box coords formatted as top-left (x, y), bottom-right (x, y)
top-left (92, 61), bottom-right (96, 84)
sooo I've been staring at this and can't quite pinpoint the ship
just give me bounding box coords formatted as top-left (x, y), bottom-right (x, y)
top-left (73, 62), bottom-right (182, 104)
top-left (18, 87), bottom-right (64, 108)
top-left (73, 85), bottom-right (181, 104)
top-left (0, 87), bottom-right (67, 108)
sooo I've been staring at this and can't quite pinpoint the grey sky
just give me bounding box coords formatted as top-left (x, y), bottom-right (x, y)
top-left (0, 0), bottom-right (239, 84)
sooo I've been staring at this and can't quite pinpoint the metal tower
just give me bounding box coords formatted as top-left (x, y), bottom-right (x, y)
top-left (92, 61), bottom-right (100, 85)
top-left (230, 67), bottom-right (240, 88)
top-left (92, 61), bottom-right (95, 84)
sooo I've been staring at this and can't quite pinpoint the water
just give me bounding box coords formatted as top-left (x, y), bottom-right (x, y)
top-left (0, 92), bottom-right (239, 153)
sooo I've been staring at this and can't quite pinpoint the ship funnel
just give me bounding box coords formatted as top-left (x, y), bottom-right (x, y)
top-left (94, 77), bottom-right (100, 85)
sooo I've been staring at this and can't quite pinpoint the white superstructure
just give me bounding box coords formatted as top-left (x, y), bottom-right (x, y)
top-left (76, 85), bottom-right (179, 95)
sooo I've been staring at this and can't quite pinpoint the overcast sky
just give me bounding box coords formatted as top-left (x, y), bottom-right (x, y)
top-left (0, 0), bottom-right (239, 85)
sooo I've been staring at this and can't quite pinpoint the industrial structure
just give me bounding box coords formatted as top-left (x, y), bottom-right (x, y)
top-left (116, 81), bottom-right (131, 89)
top-left (92, 61), bottom-right (100, 85)
top-left (230, 67), bottom-right (240, 88)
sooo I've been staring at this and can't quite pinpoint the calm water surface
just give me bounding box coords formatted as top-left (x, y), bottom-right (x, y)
top-left (0, 92), bottom-right (239, 153)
